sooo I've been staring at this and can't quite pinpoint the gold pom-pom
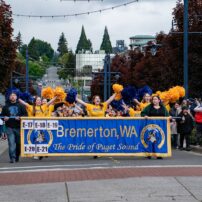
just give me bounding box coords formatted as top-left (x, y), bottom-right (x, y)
top-left (152, 93), bottom-right (158, 97)
top-left (155, 91), bottom-right (161, 96)
top-left (159, 91), bottom-right (169, 103)
top-left (115, 93), bottom-right (122, 100)
top-left (54, 86), bottom-right (66, 103)
top-left (168, 87), bottom-right (180, 103)
top-left (165, 104), bottom-right (171, 112)
top-left (41, 87), bottom-right (54, 99)
top-left (112, 84), bottom-right (123, 93)
top-left (175, 86), bottom-right (185, 98)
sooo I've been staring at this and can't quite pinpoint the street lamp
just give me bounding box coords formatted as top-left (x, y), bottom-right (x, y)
top-left (114, 74), bottom-right (120, 83)
top-left (184, 0), bottom-right (188, 98)
top-left (25, 48), bottom-right (29, 93)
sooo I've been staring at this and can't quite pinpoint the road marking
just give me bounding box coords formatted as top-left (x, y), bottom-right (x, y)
top-left (0, 163), bottom-right (109, 170)
top-left (0, 165), bottom-right (202, 174)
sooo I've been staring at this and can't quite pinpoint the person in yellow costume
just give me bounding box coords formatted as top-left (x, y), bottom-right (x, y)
top-left (76, 94), bottom-right (116, 159)
top-left (42, 98), bottom-right (55, 117)
top-left (134, 93), bottom-right (151, 111)
top-left (76, 94), bottom-right (116, 117)
top-left (19, 96), bottom-right (57, 117)
top-left (121, 103), bottom-right (141, 117)
top-left (19, 96), bottom-right (57, 160)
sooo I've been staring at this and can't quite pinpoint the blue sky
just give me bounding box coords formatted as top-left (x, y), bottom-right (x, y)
top-left (7, 0), bottom-right (177, 52)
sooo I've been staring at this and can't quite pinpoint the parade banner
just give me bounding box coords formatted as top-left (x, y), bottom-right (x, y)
top-left (21, 117), bottom-right (171, 157)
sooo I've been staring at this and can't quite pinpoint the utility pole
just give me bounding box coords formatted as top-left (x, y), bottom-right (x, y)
top-left (184, 0), bottom-right (188, 98)
top-left (26, 48), bottom-right (29, 92)
top-left (104, 55), bottom-right (108, 101)
top-left (107, 55), bottom-right (111, 98)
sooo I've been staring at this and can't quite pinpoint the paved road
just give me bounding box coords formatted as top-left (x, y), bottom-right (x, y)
top-left (43, 66), bottom-right (62, 87)
top-left (1, 141), bottom-right (202, 202)
top-left (0, 143), bottom-right (202, 173)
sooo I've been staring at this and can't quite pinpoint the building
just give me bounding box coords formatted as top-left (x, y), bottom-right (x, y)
top-left (129, 35), bottom-right (156, 51)
top-left (113, 40), bottom-right (128, 54)
top-left (75, 51), bottom-right (114, 98)
top-left (76, 50), bottom-right (106, 72)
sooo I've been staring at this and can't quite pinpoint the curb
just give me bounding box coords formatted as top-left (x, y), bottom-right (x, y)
top-left (190, 145), bottom-right (202, 153)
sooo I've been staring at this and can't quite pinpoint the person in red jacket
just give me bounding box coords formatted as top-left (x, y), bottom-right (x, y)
top-left (194, 99), bottom-right (202, 146)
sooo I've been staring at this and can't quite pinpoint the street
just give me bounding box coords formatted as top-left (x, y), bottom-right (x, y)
top-left (43, 66), bottom-right (62, 87)
top-left (0, 142), bottom-right (202, 202)
top-left (0, 142), bottom-right (202, 173)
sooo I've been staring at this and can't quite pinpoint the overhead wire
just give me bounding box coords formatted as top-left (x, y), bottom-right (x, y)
top-left (12, 0), bottom-right (138, 19)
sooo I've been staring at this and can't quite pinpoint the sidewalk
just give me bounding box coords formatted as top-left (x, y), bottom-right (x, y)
top-left (0, 177), bottom-right (202, 202)
top-left (0, 139), bottom-right (8, 156)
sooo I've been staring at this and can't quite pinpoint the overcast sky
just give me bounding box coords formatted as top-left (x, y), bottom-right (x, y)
top-left (7, 0), bottom-right (177, 52)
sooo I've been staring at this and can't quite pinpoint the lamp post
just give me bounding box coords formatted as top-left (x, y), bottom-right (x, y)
top-left (107, 55), bottom-right (111, 98)
top-left (104, 55), bottom-right (108, 101)
top-left (184, 0), bottom-right (188, 98)
top-left (25, 48), bottom-right (29, 92)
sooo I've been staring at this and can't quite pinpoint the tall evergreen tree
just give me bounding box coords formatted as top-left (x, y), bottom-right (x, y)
top-left (88, 39), bottom-right (93, 53)
top-left (57, 32), bottom-right (68, 56)
top-left (100, 26), bottom-right (112, 54)
top-left (0, 0), bottom-right (17, 92)
top-left (76, 26), bottom-right (92, 53)
top-left (15, 32), bottom-right (23, 52)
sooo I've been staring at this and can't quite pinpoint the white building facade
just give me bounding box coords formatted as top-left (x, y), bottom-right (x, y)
top-left (75, 51), bottom-right (114, 98)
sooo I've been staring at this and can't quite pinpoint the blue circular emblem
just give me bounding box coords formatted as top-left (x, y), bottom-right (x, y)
top-left (140, 124), bottom-right (165, 150)
top-left (27, 130), bottom-right (53, 146)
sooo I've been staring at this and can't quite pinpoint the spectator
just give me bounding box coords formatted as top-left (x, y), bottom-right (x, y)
top-left (0, 104), bottom-right (3, 139)
top-left (178, 106), bottom-right (194, 151)
top-left (1, 92), bottom-right (27, 163)
top-left (194, 99), bottom-right (202, 146)
top-left (170, 102), bottom-right (181, 149)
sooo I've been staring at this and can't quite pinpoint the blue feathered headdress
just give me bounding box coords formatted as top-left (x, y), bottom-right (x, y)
top-left (65, 88), bottom-right (77, 104)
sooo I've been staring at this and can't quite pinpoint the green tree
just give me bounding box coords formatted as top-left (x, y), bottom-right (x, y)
top-left (15, 32), bottom-right (23, 52)
top-left (28, 61), bottom-right (46, 78)
top-left (100, 26), bottom-right (112, 54)
top-left (57, 32), bottom-right (68, 56)
top-left (20, 44), bottom-right (28, 58)
top-left (88, 39), bottom-right (93, 53)
top-left (0, 0), bottom-right (17, 92)
top-left (76, 26), bottom-right (92, 53)
top-left (57, 52), bottom-right (75, 79)
top-left (28, 38), bottom-right (54, 61)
